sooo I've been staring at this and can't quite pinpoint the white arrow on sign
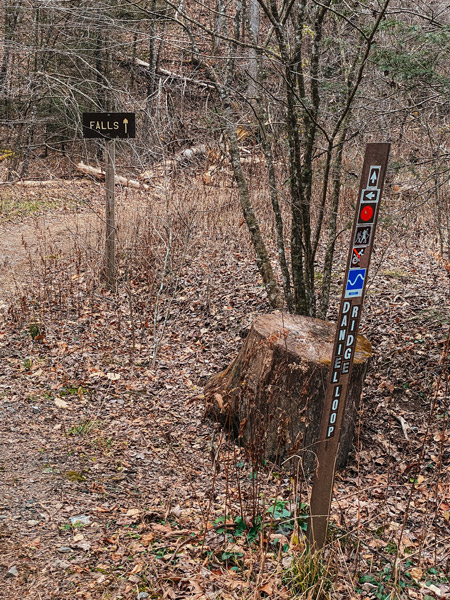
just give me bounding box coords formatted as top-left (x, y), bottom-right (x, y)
top-left (123, 118), bottom-right (128, 134)
top-left (361, 188), bottom-right (380, 203)
top-left (368, 166), bottom-right (381, 188)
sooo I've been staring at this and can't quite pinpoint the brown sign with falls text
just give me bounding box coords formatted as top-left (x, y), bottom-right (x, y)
top-left (82, 112), bottom-right (135, 139)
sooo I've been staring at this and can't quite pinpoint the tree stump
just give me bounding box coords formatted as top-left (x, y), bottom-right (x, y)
top-left (204, 312), bottom-right (372, 473)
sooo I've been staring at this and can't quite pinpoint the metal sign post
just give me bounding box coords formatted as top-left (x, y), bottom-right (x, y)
top-left (307, 143), bottom-right (390, 550)
top-left (105, 139), bottom-right (116, 289)
top-left (82, 112), bottom-right (136, 290)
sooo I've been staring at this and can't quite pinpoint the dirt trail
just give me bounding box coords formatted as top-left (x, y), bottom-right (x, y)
top-left (1, 183), bottom-right (450, 599)
top-left (0, 186), bottom-right (235, 599)
top-left (0, 196), bottom-right (149, 599)
top-left (0, 209), bottom-right (102, 304)
top-left (0, 202), bottom-right (105, 594)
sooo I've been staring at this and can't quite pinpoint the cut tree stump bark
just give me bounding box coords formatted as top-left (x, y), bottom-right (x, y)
top-left (204, 312), bottom-right (372, 473)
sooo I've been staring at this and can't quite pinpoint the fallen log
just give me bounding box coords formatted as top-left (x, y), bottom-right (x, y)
top-left (119, 55), bottom-right (216, 90)
top-left (77, 162), bottom-right (105, 180)
top-left (0, 179), bottom-right (90, 187)
top-left (205, 312), bottom-right (372, 472)
top-left (139, 144), bottom-right (209, 182)
top-left (76, 162), bottom-right (150, 190)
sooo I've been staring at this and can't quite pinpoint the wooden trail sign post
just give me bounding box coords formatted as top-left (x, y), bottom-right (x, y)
top-left (307, 143), bottom-right (390, 550)
top-left (82, 112), bottom-right (136, 289)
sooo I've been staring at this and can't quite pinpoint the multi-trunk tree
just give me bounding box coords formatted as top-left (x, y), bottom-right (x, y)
top-left (161, 0), bottom-right (392, 316)
top-left (159, 0), bottom-right (449, 317)
top-left (1, 0), bottom-right (449, 312)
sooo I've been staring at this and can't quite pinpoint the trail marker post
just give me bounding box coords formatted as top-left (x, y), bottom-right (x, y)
top-left (82, 112), bottom-right (136, 289)
top-left (307, 143), bottom-right (390, 550)
top-left (105, 138), bottom-right (116, 289)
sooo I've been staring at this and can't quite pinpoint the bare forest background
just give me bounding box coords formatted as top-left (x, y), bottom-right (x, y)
top-left (0, 1), bottom-right (450, 599)
top-left (1, 0), bottom-right (449, 317)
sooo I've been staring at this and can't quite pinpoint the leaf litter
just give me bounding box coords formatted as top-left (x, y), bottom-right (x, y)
top-left (0, 178), bottom-right (448, 599)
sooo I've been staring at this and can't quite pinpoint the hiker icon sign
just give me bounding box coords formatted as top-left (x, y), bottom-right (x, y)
top-left (345, 268), bottom-right (366, 298)
top-left (354, 225), bottom-right (372, 247)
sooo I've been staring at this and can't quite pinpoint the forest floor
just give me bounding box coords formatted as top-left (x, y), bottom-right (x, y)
top-left (0, 170), bottom-right (449, 600)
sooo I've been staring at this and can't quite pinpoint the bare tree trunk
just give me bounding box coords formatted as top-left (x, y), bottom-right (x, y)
top-left (214, 0), bottom-right (226, 51)
top-left (298, 3), bottom-right (330, 317)
top-left (95, 23), bottom-right (106, 161)
top-left (223, 94), bottom-right (282, 308)
top-left (19, 1), bottom-right (39, 178)
top-left (147, 0), bottom-right (158, 101)
top-left (433, 152), bottom-right (444, 257)
top-left (319, 124), bottom-right (348, 319)
top-left (257, 101), bottom-right (293, 311)
top-left (20, 105), bottom-right (36, 178)
top-left (247, 0), bottom-right (259, 99)
top-left (220, 0), bottom-right (282, 308)
top-left (0, 0), bottom-right (20, 98)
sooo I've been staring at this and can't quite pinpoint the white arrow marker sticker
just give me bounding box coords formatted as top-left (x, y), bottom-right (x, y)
top-left (123, 118), bottom-right (128, 134)
top-left (361, 188), bottom-right (380, 203)
top-left (367, 166), bottom-right (381, 188)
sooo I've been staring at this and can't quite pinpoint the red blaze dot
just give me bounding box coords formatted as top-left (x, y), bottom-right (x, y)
top-left (360, 205), bottom-right (374, 221)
